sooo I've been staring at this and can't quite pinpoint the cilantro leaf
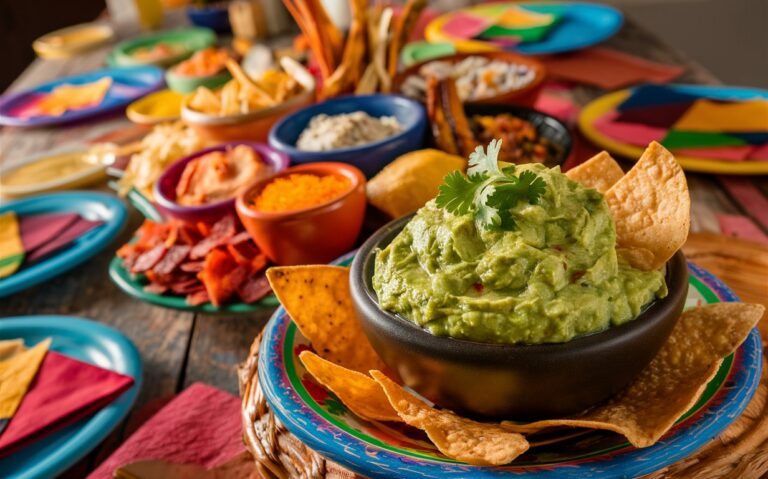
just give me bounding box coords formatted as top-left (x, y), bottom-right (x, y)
top-left (435, 171), bottom-right (484, 215)
top-left (435, 140), bottom-right (547, 232)
top-left (474, 185), bottom-right (500, 230)
top-left (467, 139), bottom-right (502, 177)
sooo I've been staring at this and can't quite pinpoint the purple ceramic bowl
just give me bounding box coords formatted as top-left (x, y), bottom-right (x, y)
top-left (153, 141), bottom-right (289, 223)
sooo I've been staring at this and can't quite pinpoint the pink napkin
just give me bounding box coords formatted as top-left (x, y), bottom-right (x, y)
top-left (88, 383), bottom-right (244, 479)
top-left (442, 12), bottom-right (493, 39)
top-left (534, 92), bottom-right (579, 124)
top-left (674, 146), bottom-right (754, 161)
top-left (717, 214), bottom-right (768, 245)
top-left (751, 143), bottom-right (768, 161)
top-left (540, 47), bottom-right (685, 90)
top-left (26, 218), bottom-right (103, 263)
top-left (718, 176), bottom-right (768, 231)
top-left (593, 112), bottom-right (666, 146)
top-left (0, 352), bottom-right (135, 458)
top-left (19, 213), bottom-right (80, 252)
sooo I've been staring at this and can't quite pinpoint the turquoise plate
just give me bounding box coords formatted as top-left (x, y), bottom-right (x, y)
top-left (0, 192), bottom-right (127, 298)
top-left (259, 254), bottom-right (762, 478)
top-left (108, 253), bottom-right (279, 314)
top-left (0, 315), bottom-right (142, 479)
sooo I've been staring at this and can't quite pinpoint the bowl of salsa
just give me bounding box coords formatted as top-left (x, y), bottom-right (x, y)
top-left (154, 142), bottom-right (288, 223)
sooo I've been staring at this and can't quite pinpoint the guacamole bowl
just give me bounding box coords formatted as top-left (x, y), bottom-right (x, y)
top-left (350, 214), bottom-right (689, 420)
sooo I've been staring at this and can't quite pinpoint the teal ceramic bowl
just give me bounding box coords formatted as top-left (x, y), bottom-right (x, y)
top-left (165, 68), bottom-right (231, 93)
top-left (111, 27), bottom-right (216, 68)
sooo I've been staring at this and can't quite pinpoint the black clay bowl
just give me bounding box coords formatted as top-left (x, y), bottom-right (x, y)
top-left (464, 103), bottom-right (572, 169)
top-left (350, 215), bottom-right (689, 420)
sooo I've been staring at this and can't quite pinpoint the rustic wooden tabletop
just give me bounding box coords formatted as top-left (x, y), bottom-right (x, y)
top-left (1, 15), bottom-right (766, 478)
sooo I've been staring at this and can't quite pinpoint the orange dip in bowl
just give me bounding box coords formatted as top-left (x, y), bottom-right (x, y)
top-left (175, 145), bottom-right (272, 206)
top-left (251, 173), bottom-right (351, 213)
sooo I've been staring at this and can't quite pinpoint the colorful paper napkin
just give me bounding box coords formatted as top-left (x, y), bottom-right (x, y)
top-left (441, 12), bottom-right (493, 40)
top-left (0, 213), bottom-right (24, 279)
top-left (661, 130), bottom-right (746, 150)
top-left (540, 48), bottom-right (685, 90)
top-left (0, 350), bottom-right (134, 457)
top-left (594, 112), bottom-right (666, 146)
top-left (26, 218), bottom-right (102, 263)
top-left (674, 99), bottom-right (768, 132)
top-left (617, 84), bottom-right (702, 111)
top-left (614, 102), bottom-right (693, 128)
top-left (88, 383), bottom-right (244, 479)
top-left (0, 339), bottom-right (50, 434)
top-left (18, 212), bottom-right (79, 252)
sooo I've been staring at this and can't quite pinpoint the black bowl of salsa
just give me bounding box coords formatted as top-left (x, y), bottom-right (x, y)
top-left (463, 104), bottom-right (572, 169)
top-left (350, 214), bottom-right (688, 420)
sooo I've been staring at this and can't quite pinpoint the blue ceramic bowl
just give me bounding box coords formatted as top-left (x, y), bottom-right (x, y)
top-left (154, 141), bottom-right (289, 223)
top-left (267, 94), bottom-right (427, 178)
top-left (187, 4), bottom-right (232, 34)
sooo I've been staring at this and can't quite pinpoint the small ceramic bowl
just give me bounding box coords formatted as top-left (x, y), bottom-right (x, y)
top-left (181, 87), bottom-right (315, 143)
top-left (236, 163), bottom-right (366, 266)
top-left (187, 3), bottom-right (232, 34)
top-left (464, 103), bottom-right (573, 168)
top-left (267, 94), bottom-right (427, 178)
top-left (350, 214), bottom-right (689, 420)
top-left (392, 51), bottom-right (546, 107)
top-left (153, 141), bottom-right (289, 223)
top-left (165, 68), bottom-right (231, 94)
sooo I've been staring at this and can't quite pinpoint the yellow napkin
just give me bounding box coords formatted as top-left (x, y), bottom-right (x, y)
top-left (0, 212), bottom-right (24, 279)
top-left (38, 77), bottom-right (112, 116)
top-left (0, 340), bottom-right (24, 361)
top-left (674, 99), bottom-right (768, 133)
top-left (0, 339), bottom-right (51, 432)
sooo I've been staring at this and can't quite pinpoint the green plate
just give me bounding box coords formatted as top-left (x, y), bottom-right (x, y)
top-left (109, 27), bottom-right (216, 68)
top-left (109, 254), bottom-right (279, 314)
top-left (165, 69), bottom-right (231, 94)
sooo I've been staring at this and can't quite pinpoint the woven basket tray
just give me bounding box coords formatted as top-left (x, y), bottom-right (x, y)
top-left (239, 334), bottom-right (768, 479)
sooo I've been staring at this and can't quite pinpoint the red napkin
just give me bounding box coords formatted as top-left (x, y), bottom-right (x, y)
top-left (539, 47), bottom-right (685, 90)
top-left (25, 218), bottom-right (103, 263)
top-left (19, 213), bottom-right (80, 252)
top-left (0, 352), bottom-right (134, 458)
top-left (88, 383), bottom-right (244, 479)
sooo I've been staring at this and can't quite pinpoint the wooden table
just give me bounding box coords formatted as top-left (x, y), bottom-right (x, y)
top-left (1, 16), bottom-right (766, 478)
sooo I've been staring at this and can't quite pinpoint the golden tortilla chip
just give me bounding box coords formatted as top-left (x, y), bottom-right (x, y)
top-left (38, 77), bottom-right (112, 116)
top-left (502, 303), bottom-right (764, 448)
top-left (370, 370), bottom-right (529, 465)
top-left (565, 151), bottom-right (624, 193)
top-left (367, 149), bottom-right (466, 219)
top-left (299, 351), bottom-right (401, 422)
top-left (603, 142), bottom-right (690, 271)
top-left (0, 339), bottom-right (24, 361)
top-left (266, 266), bottom-right (385, 373)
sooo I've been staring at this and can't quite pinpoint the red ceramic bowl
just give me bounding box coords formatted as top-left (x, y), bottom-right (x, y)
top-left (235, 162), bottom-right (366, 265)
top-left (392, 51), bottom-right (546, 108)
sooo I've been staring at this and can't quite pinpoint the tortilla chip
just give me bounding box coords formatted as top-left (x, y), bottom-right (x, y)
top-left (603, 142), bottom-right (690, 271)
top-left (502, 303), bottom-right (764, 448)
top-left (367, 149), bottom-right (466, 219)
top-left (565, 151), bottom-right (624, 193)
top-left (0, 339), bottom-right (24, 361)
top-left (267, 266), bottom-right (386, 373)
top-left (299, 351), bottom-right (401, 422)
top-left (616, 247), bottom-right (657, 272)
top-left (38, 77), bottom-right (112, 116)
top-left (370, 370), bottom-right (529, 465)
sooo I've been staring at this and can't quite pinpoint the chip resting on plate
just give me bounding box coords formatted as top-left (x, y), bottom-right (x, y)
top-left (565, 151), bottom-right (624, 193)
top-left (501, 302), bottom-right (764, 448)
top-left (371, 371), bottom-right (529, 465)
top-left (299, 351), bottom-right (400, 422)
top-left (604, 141), bottom-right (690, 270)
top-left (266, 265), bottom-right (386, 373)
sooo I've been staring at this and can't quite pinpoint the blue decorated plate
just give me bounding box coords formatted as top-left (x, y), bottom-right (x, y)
top-left (0, 315), bottom-right (142, 479)
top-left (259, 254), bottom-right (762, 478)
top-left (0, 66), bottom-right (164, 128)
top-left (0, 192), bottom-right (127, 298)
top-left (425, 2), bottom-right (623, 56)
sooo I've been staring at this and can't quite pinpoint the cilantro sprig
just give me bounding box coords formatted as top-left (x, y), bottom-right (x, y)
top-left (435, 139), bottom-right (546, 231)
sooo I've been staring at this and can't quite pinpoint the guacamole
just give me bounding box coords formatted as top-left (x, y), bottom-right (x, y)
top-left (372, 164), bottom-right (668, 345)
